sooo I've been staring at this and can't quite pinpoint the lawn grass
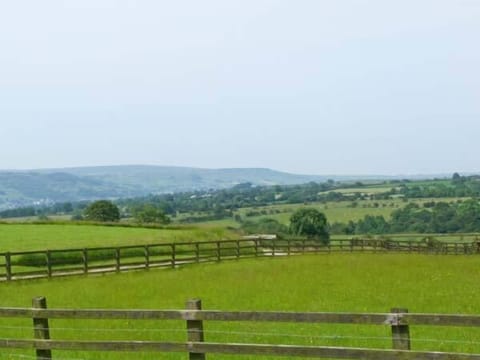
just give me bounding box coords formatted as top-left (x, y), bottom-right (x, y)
top-left (1, 253), bottom-right (480, 359)
top-left (0, 223), bottom-right (236, 252)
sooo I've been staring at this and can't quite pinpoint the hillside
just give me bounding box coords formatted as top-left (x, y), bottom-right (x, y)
top-left (0, 165), bottom-right (329, 210)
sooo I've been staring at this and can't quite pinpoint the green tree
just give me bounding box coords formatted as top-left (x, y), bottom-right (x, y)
top-left (289, 208), bottom-right (329, 243)
top-left (132, 204), bottom-right (170, 224)
top-left (84, 200), bottom-right (120, 222)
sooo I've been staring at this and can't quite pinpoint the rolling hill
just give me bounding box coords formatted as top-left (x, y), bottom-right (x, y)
top-left (0, 165), bottom-right (329, 210)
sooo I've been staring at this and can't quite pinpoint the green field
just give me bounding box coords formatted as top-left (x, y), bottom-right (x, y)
top-left (232, 197), bottom-right (470, 226)
top-left (0, 224), bottom-right (236, 252)
top-left (1, 253), bottom-right (480, 359)
top-left (236, 200), bottom-right (396, 225)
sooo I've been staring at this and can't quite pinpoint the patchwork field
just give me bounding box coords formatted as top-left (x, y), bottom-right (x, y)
top-left (1, 253), bottom-right (480, 359)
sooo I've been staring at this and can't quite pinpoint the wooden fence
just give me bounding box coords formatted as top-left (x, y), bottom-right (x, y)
top-left (1, 297), bottom-right (480, 359)
top-left (1, 237), bottom-right (478, 281)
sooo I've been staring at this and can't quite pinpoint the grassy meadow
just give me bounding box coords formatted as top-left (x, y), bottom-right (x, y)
top-left (1, 253), bottom-right (480, 359)
top-left (0, 223), bottom-right (236, 252)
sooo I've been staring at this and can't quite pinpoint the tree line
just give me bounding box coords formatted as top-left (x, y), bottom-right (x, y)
top-left (3, 174), bottom-right (480, 235)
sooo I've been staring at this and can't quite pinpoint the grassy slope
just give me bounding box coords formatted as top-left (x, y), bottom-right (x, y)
top-left (0, 224), bottom-right (236, 252)
top-left (1, 254), bottom-right (480, 359)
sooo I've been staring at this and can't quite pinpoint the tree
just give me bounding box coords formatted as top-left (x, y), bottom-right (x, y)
top-left (84, 200), bottom-right (120, 222)
top-left (132, 204), bottom-right (170, 224)
top-left (289, 208), bottom-right (329, 243)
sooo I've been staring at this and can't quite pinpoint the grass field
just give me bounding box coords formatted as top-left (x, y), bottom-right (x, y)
top-left (0, 224), bottom-right (236, 252)
top-left (232, 197), bottom-right (470, 226)
top-left (236, 200), bottom-right (397, 224)
top-left (1, 253), bottom-right (480, 359)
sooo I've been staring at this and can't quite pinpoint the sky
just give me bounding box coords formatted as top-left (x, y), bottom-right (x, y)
top-left (0, 0), bottom-right (479, 175)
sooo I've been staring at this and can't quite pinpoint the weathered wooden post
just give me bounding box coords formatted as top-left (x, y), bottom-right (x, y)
top-left (46, 251), bottom-right (52, 278)
top-left (144, 245), bottom-right (150, 269)
top-left (171, 244), bottom-right (176, 268)
top-left (391, 308), bottom-right (411, 350)
top-left (236, 240), bottom-right (241, 259)
top-left (186, 299), bottom-right (206, 360)
top-left (195, 243), bottom-right (200, 263)
top-left (254, 239), bottom-right (259, 257)
top-left (216, 241), bottom-right (221, 262)
top-left (5, 252), bottom-right (12, 281)
top-left (115, 248), bottom-right (121, 272)
top-left (32, 296), bottom-right (52, 360)
top-left (82, 248), bottom-right (88, 274)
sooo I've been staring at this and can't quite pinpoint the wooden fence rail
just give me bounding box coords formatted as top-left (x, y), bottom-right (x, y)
top-left (1, 237), bottom-right (479, 282)
top-left (1, 297), bottom-right (480, 359)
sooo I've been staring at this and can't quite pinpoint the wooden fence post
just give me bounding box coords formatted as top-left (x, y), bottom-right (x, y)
top-left (186, 299), bottom-right (206, 360)
top-left (391, 308), bottom-right (410, 350)
top-left (5, 252), bottom-right (12, 281)
top-left (45, 251), bottom-right (52, 278)
top-left (115, 248), bottom-right (121, 272)
top-left (82, 248), bottom-right (88, 274)
top-left (195, 243), bottom-right (200, 263)
top-left (254, 239), bottom-right (259, 257)
top-left (171, 244), bottom-right (176, 268)
top-left (216, 241), bottom-right (221, 262)
top-left (32, 296), bottom-right (52, 360)
top-left (236, 240), bottom-right (240, 259)
top-left (144, 245), bottom-right (150, 269)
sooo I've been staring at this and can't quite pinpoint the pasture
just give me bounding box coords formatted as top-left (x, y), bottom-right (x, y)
top-left (1, 253), bottom-right (480, 359)
top-left (233, 200), bottom-right (396, 225)
top-left (0, 224), bottom-right (235, 252)
top-left (228, 197), bottom-right (470, 227)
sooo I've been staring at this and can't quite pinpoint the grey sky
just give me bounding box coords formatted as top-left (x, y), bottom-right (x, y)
top-left (0, 0), bottom-right (479, 175)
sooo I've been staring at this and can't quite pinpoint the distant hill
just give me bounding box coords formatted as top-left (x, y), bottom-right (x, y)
top-left (0, 165), bottom-right (459, 210)
top-left (0, 165), bottom-right (330, 210)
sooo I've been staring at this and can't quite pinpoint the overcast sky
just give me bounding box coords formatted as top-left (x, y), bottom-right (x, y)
top-left (0, 0), bottom-right (479, 175)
